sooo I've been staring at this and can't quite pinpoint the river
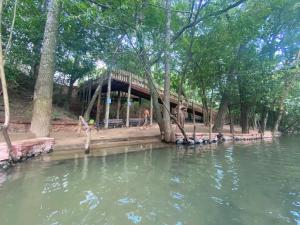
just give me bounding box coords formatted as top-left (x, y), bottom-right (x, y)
top-left (0, 136), bottom-right (299, 225)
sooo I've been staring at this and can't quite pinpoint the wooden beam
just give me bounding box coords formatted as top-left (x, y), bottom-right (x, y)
top-left (96, 82), bottom-right (102, 131)
top-left (126, 74), bottom-right (132, 127)
top-left (104, 71), bottom-right (112, 129)
top-left (116, 91), bottom-right (121, 119)
top-left (192, 101), bottom-right (196, 140)
top-left (150, 95), bottom-right (153, 125)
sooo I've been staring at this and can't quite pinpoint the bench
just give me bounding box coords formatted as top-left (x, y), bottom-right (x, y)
top-left (103, 119), bottom-right (124, 128)
top-left (129, 118), bottom-right (144, 126)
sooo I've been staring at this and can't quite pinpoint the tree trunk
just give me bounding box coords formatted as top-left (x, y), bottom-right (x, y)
top-left (240, 102), bottom-right (250, 133)
top-left (252, 113), bottom-right (257, 130)
top-left (229, 105), bottom-right (235, 134)
top-left (64, 79), bottom-right (74, 110)
top-left (162, 0), bottom-right (173, 142)
top-left (145, 68), bottom-right (164, 133)
top-left (237, 73), bottom-right (250, 134)
top-left (31, 62), bottom-right (40, 79)
top-left (202, 97), bottom-right (209, 126)
top-left (84, 78), bottom-right (103, 121)
top-left (261, 109), bottom-right (268, 134)
top-left (212, 93), bottom-right (229, 132)
top-left (273, 108), bottom-right (283, 133)
top-left (30, 0), bottom-right (60, 137)
top-left (0, 0), bottom-right (12, 153)
top-left (200, 79), bottom-right (209, 126)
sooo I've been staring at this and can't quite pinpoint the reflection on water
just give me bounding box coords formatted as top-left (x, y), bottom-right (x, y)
top-left (0, 137), bottom-right (300, 225)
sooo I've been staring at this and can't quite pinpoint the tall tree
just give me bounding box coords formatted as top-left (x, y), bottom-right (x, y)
top-left (30, 0), bottom-right (60, 137)
top-left (163, 0), bottom-right (172, 142)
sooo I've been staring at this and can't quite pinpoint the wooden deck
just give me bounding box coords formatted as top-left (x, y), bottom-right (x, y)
top-left (81, 70), bottom-right (209, 117)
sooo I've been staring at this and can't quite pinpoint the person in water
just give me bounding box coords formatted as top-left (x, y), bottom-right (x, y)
top-left (141, 108), bottom-right (150, 129)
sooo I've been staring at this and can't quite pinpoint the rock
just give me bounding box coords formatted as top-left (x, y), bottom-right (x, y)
top-left (195, 139), bottom-right (203, 144)
top-left (0, 161), bottom-right (10, 170)
top-left (176, 138), bottom-right (184, 145)
top-left (188, 139), bottom-right (195, 145)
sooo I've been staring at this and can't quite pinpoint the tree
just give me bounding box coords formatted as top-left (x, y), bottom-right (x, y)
top-left (30, 0), bottom-right (60, 137)
top-left (0, 0), bottom-right (12, 152)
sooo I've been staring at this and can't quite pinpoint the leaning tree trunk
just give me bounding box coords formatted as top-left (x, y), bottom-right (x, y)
top-left (0, 0), bottom-right (12, 153)
top-left (30, 0), bottom-right (60, 137)
top-left (145, 67), bottom-right (164, 133)
top-left (84, 78), bottom-right (103, 121)
top-left (162, 0), bottom-right (173, 142)
top-left (212, 93), bottom-right (229, 132)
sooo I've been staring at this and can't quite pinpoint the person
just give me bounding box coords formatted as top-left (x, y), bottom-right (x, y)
top-left (141, 108), bottom-right (150, 129)
top-left (176, 100), bottom-right (187, 128)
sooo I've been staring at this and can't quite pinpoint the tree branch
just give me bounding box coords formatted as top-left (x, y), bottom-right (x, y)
top-left (4, 0), bottom-right (17, 59)
top-left (172, 0), bottom-right (246, 44)
top-left (85, 0), bottom-right (110, 10)
top-left (150, 0), bottom-right (247, 65)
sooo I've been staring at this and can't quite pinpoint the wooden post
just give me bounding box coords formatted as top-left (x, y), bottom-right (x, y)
top-left (209, 95), bottom-right (213, 142)
top-left (78, 116), bottom-right (91, 153)
top-left (192, 101), bottom-right (196, 140)
top-left (96, 82), bottom-right (102, 131)
top-left (116, 91), bottom-right (121, 119)
top-left (104, 71), bottom-right (112, 129)
top-left (150, 95), bottom-right (153, 125)
top-left (126, 74), bottom-right (132, 127)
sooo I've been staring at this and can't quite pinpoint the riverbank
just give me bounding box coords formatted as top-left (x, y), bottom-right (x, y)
top-left (0, 123), bottom-right (262, 150)
top-left (0, 123), bottom-right (277, 168)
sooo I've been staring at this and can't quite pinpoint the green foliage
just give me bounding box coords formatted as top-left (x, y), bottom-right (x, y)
top-left (1, 0), bottom-right (299, 131)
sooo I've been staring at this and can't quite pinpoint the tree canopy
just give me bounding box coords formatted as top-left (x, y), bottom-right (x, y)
top-left (1, 0), bottom-right (299, 136)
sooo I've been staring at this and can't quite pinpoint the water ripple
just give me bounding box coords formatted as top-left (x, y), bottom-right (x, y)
top-left (79, 190), bottom-right (101, 210)
top-left (126, 212), bottom-right (142, 224)
top-left (170, 191), bottom-right (184, 200)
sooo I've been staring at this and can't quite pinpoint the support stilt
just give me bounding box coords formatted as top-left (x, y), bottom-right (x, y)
top-left (116, 91), bottom-right (121, 119)
top-left (104, 71), bottom-right (112, 129)
top-left (150, 95), bottom-right (153, 125)
top-left (96, 83), bottom-right (102, 130)
top-left (126, 74), bottom-right (132, 127)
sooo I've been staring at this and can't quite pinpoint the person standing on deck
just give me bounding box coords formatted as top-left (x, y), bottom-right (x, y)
top-left (141, 108), bottom-right (150, 129)
top-left (176, 100), bottom-right (187, 129)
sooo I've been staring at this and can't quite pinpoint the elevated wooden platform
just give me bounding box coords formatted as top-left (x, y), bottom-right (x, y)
top-left (81, 70), bottom-right (211, 117)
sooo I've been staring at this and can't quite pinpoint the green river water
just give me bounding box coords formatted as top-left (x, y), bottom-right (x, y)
top-left (0, 136), bottom-right (299, 225)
